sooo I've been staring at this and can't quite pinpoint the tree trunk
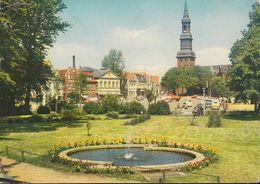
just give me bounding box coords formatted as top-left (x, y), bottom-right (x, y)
top-left (55, 100), bottom-right (58, 113)
top-left (24, 88), bottom-right (31, 114)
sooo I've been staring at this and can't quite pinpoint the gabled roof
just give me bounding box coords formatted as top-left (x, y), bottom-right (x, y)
top-left (81, 67), bottom-right (98, 73)
top-left (150, 75), bottom-right (160, 85)
top-left (92, 69), bottom-right (120, 79)
top-left (92, 70), bottom-right (109, 78)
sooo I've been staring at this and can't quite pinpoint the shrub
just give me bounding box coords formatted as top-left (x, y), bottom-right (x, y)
top-left (37, 105), bottom-right (50, 114)
top-left (29, 114), bottom-right (43, 122)
top-left (125, 114), bottom-right (151, 125)
top-left (83, 102), bottom-right (98, 114)
top-left (102, 94), bottom-right (120, 113)
top-left (123, 101), bottom-right (146, 114)
top-left (120, 114), bottom-right (137, 119)
top-left (207, 112), bottom-right (221, 128)
top-left (15, 105), bottom-right (32, 115)
top-left (83, 102), bottom-right (105, 114)
top-left (47, 112), bottom-right (62, 121)
top-left (148, 101), bottom-right (171, 115)
top-left (62, 106), bottom-right (83, 125)
top-left (106, 111), bottom-right (119, 119)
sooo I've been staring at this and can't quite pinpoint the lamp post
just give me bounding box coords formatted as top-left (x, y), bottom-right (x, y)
top-left (202, 88), bottom-right (206, 116)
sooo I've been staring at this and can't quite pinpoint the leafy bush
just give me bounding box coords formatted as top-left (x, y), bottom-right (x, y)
top-left (102, 94), bottom-right (120, 113)
top-left (120, 114), bottom-right (137, 119)
top-left (37, 105), bottom-right (50, 114)
top-left (148, 101), bottom-right (171, 115)
top-left (83, 102), bottom-right (105, 114)
top-left (125, 114), bottom-right (151, 125)
top-left (15, 105), bottom-right (32, 115)
top-left (207, 112), bottom-right (221, 128)
top-left (62, 106), bottom-right (84, 125)
top-left (123, 101), bottom-right (146, 114)
top-left (29, 114), bottom-right (43, 122)
top-left (106, 111), bottom-right (119, 119)
top-left (47, 112), bottom-right (62, 121)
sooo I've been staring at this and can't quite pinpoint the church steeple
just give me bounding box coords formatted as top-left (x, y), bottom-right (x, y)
top-left (176, 0), bottom-right (196, 68)
top-left (183, 0), bottom-right (189, 18)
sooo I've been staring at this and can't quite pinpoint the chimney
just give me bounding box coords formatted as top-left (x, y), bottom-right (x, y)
top-left (72, 55), bottom-right (75, 68)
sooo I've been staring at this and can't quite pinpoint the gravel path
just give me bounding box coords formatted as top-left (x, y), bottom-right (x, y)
top-left (0, 156), bottom-right (138, 183)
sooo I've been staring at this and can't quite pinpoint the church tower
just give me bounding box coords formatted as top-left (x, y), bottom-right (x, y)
top-left (176, 0), bottom-right (196, 68)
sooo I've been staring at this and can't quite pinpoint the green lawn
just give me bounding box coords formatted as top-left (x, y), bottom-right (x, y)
top-left (0, 114), bottom-right (259, 183)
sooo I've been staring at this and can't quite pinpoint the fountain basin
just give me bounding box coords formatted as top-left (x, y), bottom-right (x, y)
top-left (59, 144), bottom-right (205, 171)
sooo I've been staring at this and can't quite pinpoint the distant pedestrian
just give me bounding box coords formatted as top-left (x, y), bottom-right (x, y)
top-left (191, 107), bottom-right (197, 125)
top-left (0, 158), bottom-right (4, 174)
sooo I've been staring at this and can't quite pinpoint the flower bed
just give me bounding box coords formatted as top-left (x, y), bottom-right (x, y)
top-left (46, 138), bottom-right (218, 174)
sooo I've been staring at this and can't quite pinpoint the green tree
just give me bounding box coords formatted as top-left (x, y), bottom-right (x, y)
top-left (102, 49), bottom-right (126, 95)
top-left (161, 66), bottom-right (210, 95)
top-left (68, 92), bottom-right (79, 104)
top-left (161, 67), bottom-right (182, 93)
top-left (101, 94), bottom-right (120, 113)
top-left (0, 0), bottom-right (70, 115)
top-left (145, 88), bottom-right (158, 108)
top-left (102, 49), bottom-right (125, 75)
top-left (0, 71), bottom-right (16, 116)
top-left (75, 71), bottom-right (89, 108)
top-left (210, 76), bottom-right (230, 97)
top-left (228, 2), bottom-right (260, 112)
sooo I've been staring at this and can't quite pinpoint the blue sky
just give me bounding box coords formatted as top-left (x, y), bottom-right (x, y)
top-left (47, 0), bottom-right (257, 77)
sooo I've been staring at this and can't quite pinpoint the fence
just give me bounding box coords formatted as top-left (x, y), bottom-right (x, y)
top-left (3, 146), bottom-right (44, 162)
top-left (1, 146), bottom-right (221, 183)
top-left (156, 170), bottom-right (220, 183)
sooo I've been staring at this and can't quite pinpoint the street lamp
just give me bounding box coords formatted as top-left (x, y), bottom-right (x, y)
top-left (202, 88), bottom-right (206, 116)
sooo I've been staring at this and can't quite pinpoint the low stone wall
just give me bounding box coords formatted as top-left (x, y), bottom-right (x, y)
top-left (59, 144), bottom-right (205, 172)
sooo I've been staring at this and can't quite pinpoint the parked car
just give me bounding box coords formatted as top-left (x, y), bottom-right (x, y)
top-left (211, 100), bottom-right (220, 110)
top-left (205, 99), bottom-right (212, 109)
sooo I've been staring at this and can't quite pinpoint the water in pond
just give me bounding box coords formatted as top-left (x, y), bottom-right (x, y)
top-left (69, 148), bottom-right (194, 166)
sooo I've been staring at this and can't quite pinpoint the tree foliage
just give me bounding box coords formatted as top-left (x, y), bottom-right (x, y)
top-left (161, 66), bottom-right (211, 95)
top-left (210, 76), bottom-right (231, 97)
top-left (0, 0), bottom-right (70, 116)
top-left (102, 49), bottom-right (125, 76)
top-left (102, 49), bottom-right (126, 95)
top-left (228, 2), bottom-right (260, 112)
top-left (145, 88), bottom-right (158, 107)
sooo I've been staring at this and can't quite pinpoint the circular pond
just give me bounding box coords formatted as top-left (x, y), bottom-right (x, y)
top-left (69, 147), bottom-right (195, 166)
top-left (59, 145), bottom-right (205, 171)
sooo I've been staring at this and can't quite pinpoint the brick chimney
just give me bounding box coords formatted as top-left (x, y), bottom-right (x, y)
top-left (72, 55), bottom-right (75, 68)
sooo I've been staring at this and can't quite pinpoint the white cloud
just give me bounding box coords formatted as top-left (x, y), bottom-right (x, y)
top-left (109, 26), bottom-right (166, 48)
top-left (112, 27), bottom-right (147, 39)
top-left (196, 47), bottom-right (230, 66)
top-left (47, 43), bottom-right (104, 69)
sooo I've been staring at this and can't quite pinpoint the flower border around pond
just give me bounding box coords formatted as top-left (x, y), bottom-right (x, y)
top-left (47, 138), bottom-right (218, 174)
top-left (59, 144), bottom-right (205, 172)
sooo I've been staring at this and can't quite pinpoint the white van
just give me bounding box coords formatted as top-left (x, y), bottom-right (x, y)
top-left (211, 100), bottom-right (220, 110)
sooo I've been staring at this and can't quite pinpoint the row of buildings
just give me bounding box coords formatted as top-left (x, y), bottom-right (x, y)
top-left (42, 56), bottom-right (160, 105)
top-left (38, 0), bottom-right (231, 107)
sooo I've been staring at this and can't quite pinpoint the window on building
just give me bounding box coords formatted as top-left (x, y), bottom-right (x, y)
top-left (112, 81), bottom-right (114, 88)
top-left (108, 81), bottom-right (111, 87)
top-left (104, 81), bottom-right (107, 87)
top-left (100, 81), bottom-right (103, 87)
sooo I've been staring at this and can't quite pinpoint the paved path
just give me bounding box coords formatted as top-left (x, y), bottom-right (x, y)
top-left (0, 156), bottom-right (138, 183)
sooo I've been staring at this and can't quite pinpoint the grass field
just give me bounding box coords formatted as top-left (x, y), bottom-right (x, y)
top-left (0, 114), bottom-right (259, 183)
